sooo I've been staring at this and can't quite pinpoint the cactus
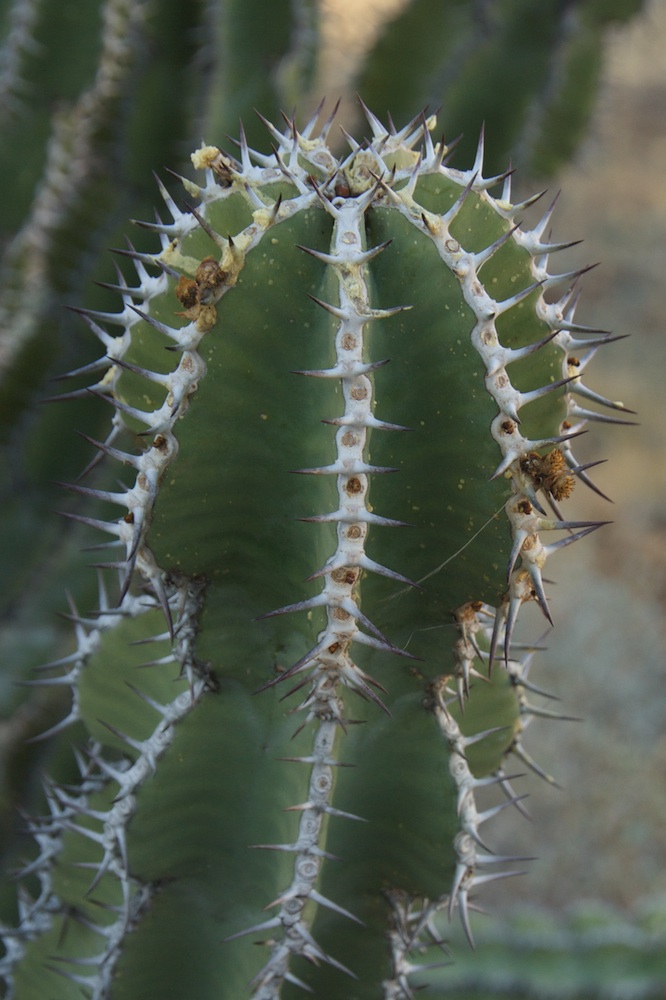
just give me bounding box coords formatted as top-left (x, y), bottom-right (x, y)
top-left (0, 98), bottom-right (635, 998)
top-left (411, 898), bottom-right (666, 997)
top-left (0, 1), bottom-right (641, 998)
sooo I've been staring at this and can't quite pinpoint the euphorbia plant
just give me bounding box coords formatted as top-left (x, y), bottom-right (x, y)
top-left (0, 101), bottom-right (633, 998)
top-left (0, 0), bottom-right (642, 997)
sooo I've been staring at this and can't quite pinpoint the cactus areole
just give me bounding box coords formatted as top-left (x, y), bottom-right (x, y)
top-left (4, 105), bottom-right (631, 999)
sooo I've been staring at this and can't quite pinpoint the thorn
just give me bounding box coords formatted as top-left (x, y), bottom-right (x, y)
top-left (495, 768), bottom-right (533, 820)
top-left (571, 458), bottom-right (613, 502)
top-left (223, 916), bottom-right (281, 943)
top-left (96, 718), bottom-right (144, 753)
top-left (441, 172), bottom-right (478, 225)
top-left (567, 402), bottom-right (638, 426)
top-left (357, 96), bottom-right (387, 138)
top-left (291, 357), bottom-right (390, 378)
top-left (525, 565), bottom-right (553, 626)
top-left (109, 355), bottom-right (170, 385)
top-left (473, 223), bottom-right (521, 268)
top-left (85, 386), bottom-right (153, 426)
top-left (510, 187), bottom-right (547, 214)
top-left (54, 481), bottom-right (129, 509)
top-left (463, 725), bottom-right (510, 748)
top-left (49, 357), bottom-right (110, 382)
top-left (25, 712), bottom-right (78, 744)
top-left (65, 304), bottom-right (125, 328)
top-left (128, 306), bottom-right (182, 342)
top-left (454, 886), bottom-right (476, 950)
top-left (319, 98), bottom-right (341, 143)
top-left (307, 294), bottom-right (346, 320)
top-left (284, 971), bottom-right (315, 993)
top-left (41, 386), bottom-right (99, 404)
top-left (55, 510), bottom-right (122, 538)
top-left (308, 889), bottom-right (365, 925)
top-left (306, 555), bottom-right (420, 590)
top-left (521, 703), bottom-right (582, 723)
top-left (511, 740), bottom-right (562, 788)
top-left (75, 431), bottom-right (139, 468)
top-left (297, 510), bottom-right (410, 527)
top-left (472, 122), bottom-right (485, 177)
top-left (543, 521), bottom-right (609, 556)
top-left (268, 191), bottom-right (283, 224)
top-left (110, 242), bottom-right (157, 268)
top-left (182, 202), bottom-right (228, 252)
top-left (44, 963), bottom-right (96, 988)
top-left (291, 461), bottom-right (397, 475)
top-left (518, 374), bottom-right (577, 407)
top-left (123, 681), bottom-right (171, 718)
top-left (254, 638), bottom-right (330, 693)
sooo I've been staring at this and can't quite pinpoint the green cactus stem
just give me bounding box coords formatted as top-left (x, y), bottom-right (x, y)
top-left (410, 898), bottom-right (666, 998)
top-left (0, 105), bottom-right (632, 999)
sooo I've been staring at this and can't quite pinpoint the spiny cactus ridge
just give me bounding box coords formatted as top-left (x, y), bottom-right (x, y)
top-left (0, 104), bottom-right (632, 998)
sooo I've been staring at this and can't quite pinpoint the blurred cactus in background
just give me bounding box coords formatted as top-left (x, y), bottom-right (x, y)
top-left (0, 0), bottom-right (644, 997)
